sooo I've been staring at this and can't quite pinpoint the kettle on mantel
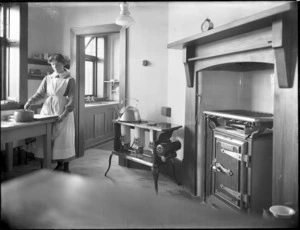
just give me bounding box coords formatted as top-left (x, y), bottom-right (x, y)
top-left (116, 98), bottom-right (141, 123)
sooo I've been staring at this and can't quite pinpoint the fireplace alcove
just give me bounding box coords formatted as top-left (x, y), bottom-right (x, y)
top-left (168, 2), bottom-right (298, 207)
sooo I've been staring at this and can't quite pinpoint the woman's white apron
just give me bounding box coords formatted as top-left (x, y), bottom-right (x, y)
top-left (34, 75), bottom-right (75, 161)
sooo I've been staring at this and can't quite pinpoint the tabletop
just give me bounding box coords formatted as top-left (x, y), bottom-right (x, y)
top-left (1, 116), bottom-right (57, 131)
top-left (113, 120), bottom-right (182, 132)
top-left (1, 169), bottom-right (288, 229)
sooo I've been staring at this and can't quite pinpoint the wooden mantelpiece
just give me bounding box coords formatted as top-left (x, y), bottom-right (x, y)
top-left (168, 2), bottom-right (297, 88)
top-left (167, 2), bottom-right (298, 208)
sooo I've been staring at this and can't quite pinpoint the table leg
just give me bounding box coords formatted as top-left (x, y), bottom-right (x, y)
top-left (105, 153), bottom-right (114, 176)
top-left (152, 165), bottom-right (159, 194)
top-left (42, 123), bottom-right (52, 169)
top-left (5, 142), bottom-right (13, 172)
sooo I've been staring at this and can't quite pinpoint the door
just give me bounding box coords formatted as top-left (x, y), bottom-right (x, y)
top-left (70, 24), bottom-right (127, 158)
top-left (211, 131), bottom-right (249, 210)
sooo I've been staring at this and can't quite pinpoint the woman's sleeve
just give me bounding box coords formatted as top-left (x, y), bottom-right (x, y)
top-left (64, 78), bottom-right (76, 112)
top-left (27, 76), bottom-right (47, 105)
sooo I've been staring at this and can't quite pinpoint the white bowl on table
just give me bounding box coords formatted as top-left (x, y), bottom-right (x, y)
top-left (269, 205), bottom-right (296, 219)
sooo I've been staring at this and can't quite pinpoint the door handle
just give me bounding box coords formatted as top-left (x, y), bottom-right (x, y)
top-left (212, 162), bottom-right (233, 176)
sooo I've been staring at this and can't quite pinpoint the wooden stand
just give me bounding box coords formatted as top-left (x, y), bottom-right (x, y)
top-left (105, 120), bottom-right (182, 194)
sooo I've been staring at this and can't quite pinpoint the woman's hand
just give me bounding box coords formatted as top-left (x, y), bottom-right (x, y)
top-left (24, 102), bottom-right (31, 110)
top-left (56, 111), bottom-right (68, 123)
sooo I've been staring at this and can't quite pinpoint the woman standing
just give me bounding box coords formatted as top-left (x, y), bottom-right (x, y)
top-left (24, 54), bottom-right (75, 172)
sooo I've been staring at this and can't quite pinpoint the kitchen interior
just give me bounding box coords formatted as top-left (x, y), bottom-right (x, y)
top-left (0, 2), bottom-right (298, 228)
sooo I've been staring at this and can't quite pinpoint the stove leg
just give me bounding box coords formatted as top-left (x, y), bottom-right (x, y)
top-left (152, 166), bottom-right (159, 194)
top-left (105, 153), bottom-right (114, 176)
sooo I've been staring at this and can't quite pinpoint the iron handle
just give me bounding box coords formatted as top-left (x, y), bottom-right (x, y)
top-left (221, 148), bottom-right (250, 163)
top-left (212, 165), bottom-right (220, 172)
top-left (221, 148), bottom-right (241, 161)
top-left (220, 184), bottom-right (241, 199)
top-left (212, 162), bottom-right (233, 176)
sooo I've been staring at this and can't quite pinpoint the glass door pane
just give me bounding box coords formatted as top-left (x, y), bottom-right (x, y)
top-left (85, 60), bottom-right (93, 95)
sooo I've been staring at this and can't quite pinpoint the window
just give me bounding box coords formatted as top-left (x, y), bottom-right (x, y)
top-left (0, 3), bottom-right (27, 109)
top-left (84, 36), bottom-right (105, 98)
top-left (1, 3), bottom-right (9, 101)
top-left (84, 33), bottom-right (120, 101)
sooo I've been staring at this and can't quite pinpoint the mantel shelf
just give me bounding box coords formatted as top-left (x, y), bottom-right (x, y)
top-left (167, 2), bottom-right (295, 50)
top-left (167, 2), bottom-right (297, 89)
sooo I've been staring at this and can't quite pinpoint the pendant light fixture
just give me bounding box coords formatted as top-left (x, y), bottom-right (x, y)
top-left (115, 2), bottom-right (135, 28)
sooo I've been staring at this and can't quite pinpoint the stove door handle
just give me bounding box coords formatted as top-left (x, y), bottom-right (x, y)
top-left (215, 162), bottom-right (233, 176)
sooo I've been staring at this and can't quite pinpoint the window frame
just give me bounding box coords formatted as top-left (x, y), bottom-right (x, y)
top-left (0, 2), bottom-right (28, 111)
top-left (84, 55), bottom-right (97, 97)
top-left (84, 36), bottom-right (106, 99)
top-left (1, 3), bottom-right (8, 101)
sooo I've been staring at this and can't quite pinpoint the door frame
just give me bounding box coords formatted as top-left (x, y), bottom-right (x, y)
top-left (70, 24), bottom-right (127, 158)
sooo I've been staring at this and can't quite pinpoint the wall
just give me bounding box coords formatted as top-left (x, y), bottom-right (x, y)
top-left (28, 2), bottom-right (169, 123)
top-left (167, 1), bottom-right (285, 159)
top-left (202, 70), bottom-right (274, 113)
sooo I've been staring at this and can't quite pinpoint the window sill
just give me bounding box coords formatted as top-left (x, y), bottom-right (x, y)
top-left (1, 102), bottom-right (24, 111)
top-left (1, 103), bottom-right (43, 111)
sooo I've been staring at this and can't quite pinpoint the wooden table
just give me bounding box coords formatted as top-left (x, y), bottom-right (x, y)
top-left (1, 118), bottom-right (56, 171)
top-left (1, 169), bottom-right (290, 229)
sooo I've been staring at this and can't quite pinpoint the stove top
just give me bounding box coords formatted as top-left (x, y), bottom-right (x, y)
top-left (204, 110), bottom-right (273, 122)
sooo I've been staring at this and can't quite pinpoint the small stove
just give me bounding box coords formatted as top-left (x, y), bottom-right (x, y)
top-left (204, 110), bottom-right (273, 122)
top-left (204, 110), bottom-right (273, 137)
top-left (204, 109), bottom-right (273, 213)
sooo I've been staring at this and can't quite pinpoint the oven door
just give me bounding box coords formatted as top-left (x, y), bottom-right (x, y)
top-left (211, 132), bottom-right (249, 210)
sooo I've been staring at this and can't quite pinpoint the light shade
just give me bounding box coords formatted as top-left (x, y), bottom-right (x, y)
top-left (115, 2), bottom-right (135, 28)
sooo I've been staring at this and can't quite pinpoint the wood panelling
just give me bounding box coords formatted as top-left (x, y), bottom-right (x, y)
top-left (84, 104), bottom-right (118, 149)
top-left (272, 13), bottom-right (295, 88)
top-left (193, 27), bottom-right (272, 61)
top-left (169, 3), bottom-right (297, 89)
top-left (119, 28), bottom-right (127, 104)
top-left (70, 31), bottom-right (85, 158)
top-left (196, 72), bottom-right (206, 200)
top-left (19, 3), bottom-right (28, 104)
top-left (94, 113), bottom-right (105, 137)
top-left (193, 48), bottom-right (274, 72)
top-left (106, 107), bottom-right (116, 134)
top-left (182, 74), bottom-right (198, 195)
top-left (183, 47), bottom-right (195, 87)
top-left (167, 2), bottom-right (295, 50)
top-left (272, 10), bottom-right (298, 205)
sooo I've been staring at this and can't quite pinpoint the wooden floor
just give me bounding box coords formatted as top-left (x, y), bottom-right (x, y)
top-left (1, 141), bottom-right (295, 228)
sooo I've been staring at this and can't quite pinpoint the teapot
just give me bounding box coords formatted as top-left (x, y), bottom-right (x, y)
top-left (116, 98), bottom-right (141, 123)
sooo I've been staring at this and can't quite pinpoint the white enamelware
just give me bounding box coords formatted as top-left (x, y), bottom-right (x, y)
top-left (269, 205), bottom-right (296, 219)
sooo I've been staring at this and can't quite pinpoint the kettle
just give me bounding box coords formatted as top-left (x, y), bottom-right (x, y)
top-left (116, 98), bottom-right (141, 123)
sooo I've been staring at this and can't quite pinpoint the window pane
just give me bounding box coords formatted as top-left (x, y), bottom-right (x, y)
top-left (8, 4), bottom-right (19, 39)
top-left (0, 5), bottom-right (3, 37)
top-left (97, 37), bottom-right (104, 59)
top-left (85, 61), bottom-right (93, 95)
top-left (8, 45), bottom-right (19, 100)
top-left (97, 62), bottom-right (104, 98)
top-left (85, 36), bottom-right (96, 56)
